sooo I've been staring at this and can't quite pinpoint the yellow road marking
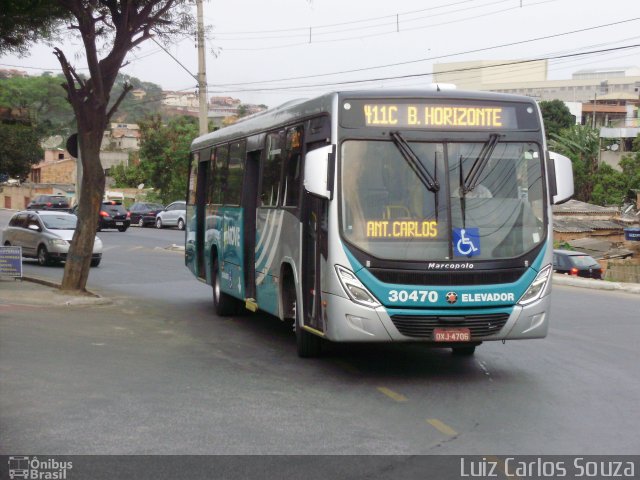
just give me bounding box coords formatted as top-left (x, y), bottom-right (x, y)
top-left (377, 387), bottom-right (408, 402)
top-left (426, 418), bottom-right (458, 437)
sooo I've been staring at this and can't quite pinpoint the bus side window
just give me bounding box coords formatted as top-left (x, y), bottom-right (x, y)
top-left (211, 145), bottom-right (229, 205)
top-left (283, 126), bottom-right (303, 208)
top-left (261, 131), bottom-right (284, 207)
top-left (226, 140), bottom-right (246, 205)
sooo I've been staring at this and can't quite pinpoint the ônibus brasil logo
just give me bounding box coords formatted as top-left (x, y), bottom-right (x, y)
top-left (8, 456), bottom-right (73, 479)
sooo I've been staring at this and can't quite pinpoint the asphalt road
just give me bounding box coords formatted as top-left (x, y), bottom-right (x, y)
top-left (1, 209), bottom-right (639, 457)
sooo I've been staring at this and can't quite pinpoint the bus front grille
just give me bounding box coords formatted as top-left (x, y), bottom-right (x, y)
top-left (390, 313), bottom-right (510, 339)
top-left (369, 268), bottom-right (525, 286)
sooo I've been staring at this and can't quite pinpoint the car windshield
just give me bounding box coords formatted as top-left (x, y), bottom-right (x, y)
top-left (41, 215), bottom-right (77, 230)
top-left (340, 140), bottom-right (545, 261)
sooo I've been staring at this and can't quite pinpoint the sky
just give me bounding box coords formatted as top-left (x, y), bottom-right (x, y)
top-left (1, 0), bottom-right (639, 109)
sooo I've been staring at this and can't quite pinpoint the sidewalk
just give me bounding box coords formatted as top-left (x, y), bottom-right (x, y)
top-left (0, 276), bottom-right (111, 307)
top-left (1, 273), bottom-right (638, 309)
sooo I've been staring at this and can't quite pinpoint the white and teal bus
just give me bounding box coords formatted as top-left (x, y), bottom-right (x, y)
top-left (186, 89), bottom-right (573, 357)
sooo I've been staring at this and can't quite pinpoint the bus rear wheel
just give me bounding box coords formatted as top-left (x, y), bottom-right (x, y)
top-left (212, 258), bottom-right (238, 316)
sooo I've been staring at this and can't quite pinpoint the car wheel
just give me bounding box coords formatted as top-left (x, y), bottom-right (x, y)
top-left (156, 217), bottom-right (163, 229)
top-left (138, 217), bottom-right (144, 228)
top-left (117, 226), bottom-right (128, 232)
top-left (90, 258), bottom-right (101, 267)
top-left (177, 218), bottom-right (185, 231)
top-left (3, 241), bottom-right (10, 246)
top-left (37, 245), bottom-right (51, 266)
top-left (451, 345), bottom-right (476, 356)
top-left (212, 257), bottom-right (238, 316)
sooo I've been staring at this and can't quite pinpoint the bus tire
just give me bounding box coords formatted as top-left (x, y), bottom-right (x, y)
top-left (293, 295), bottom-right (322, 358)
top-left (451, 345), bottom-right (476, 356)
top-left (212, 257), bottom-right (237, 316)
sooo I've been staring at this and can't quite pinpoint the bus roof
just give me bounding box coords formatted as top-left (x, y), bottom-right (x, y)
top-left (191, 89), bottom-right (538, 151)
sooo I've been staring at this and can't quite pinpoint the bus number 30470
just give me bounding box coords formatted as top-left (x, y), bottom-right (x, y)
top-left (388, 290), bottom-right (438, 303)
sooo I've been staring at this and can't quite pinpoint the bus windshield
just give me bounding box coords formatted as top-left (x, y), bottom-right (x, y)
top-left (340, 139), bottom-right (545, 261)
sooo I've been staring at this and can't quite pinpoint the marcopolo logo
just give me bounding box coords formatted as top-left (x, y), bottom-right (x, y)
top-left (8, 456), bottom-right (73, 479)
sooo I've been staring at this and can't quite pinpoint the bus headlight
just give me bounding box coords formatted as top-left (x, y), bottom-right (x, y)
top-left (518, 264), bottom-right (552, 306)
top-left (335, 265), bottom-right (381, 308)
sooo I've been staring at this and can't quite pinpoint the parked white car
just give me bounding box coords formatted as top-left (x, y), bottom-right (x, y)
top-left (155, 200), bottom-right (186, 230)
top-left (2, 210), bottom-right (103, 267)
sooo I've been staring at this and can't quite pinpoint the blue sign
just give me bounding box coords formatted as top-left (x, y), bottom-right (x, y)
top-left (0, 246), bottom-right (23, 277)
top-left (453, 228), bottom-right (481, 257)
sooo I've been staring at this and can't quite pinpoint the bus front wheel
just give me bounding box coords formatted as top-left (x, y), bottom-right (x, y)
top-left (212, 258), bottom-right (237, 316)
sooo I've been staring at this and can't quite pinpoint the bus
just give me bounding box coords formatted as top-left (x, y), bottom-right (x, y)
top-left (186, 89), bottom-right (574, 357)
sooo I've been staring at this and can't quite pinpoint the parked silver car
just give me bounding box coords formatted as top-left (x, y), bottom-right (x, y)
top-left (2, 210), bottom-right (103, 266)
top-left (155, 200), bottom-right (186, 230)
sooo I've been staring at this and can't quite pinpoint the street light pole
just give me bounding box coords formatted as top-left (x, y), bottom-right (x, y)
top-left (196, 0), bottom-right (208, 136)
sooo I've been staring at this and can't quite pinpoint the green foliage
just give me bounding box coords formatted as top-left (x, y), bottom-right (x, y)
top-left (0, 0), bottom-right (70, 55)
top-left (0, 122), bottom-right (43, 178)
top-left (539, 100), bottom-right (575, 141)
top-left (136, 115), bottom-right (198, 204)
top-left (110, 74), bottom-right (163, 123)
top-left (0, 74), bottom-right (75, 138)
top-left (549, 125), bottom-right (600, 202)
top-left (632, 134), bottom-right (640, 152)
top-left (590, 163), bottom-right (628, 206)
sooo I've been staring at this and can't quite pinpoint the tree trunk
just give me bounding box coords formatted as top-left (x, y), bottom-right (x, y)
top-left (61, 130), bottom-right (105, 292)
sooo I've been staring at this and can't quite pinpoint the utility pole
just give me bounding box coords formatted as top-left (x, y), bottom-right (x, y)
top-left (196, 0), bottom-right (208, 136)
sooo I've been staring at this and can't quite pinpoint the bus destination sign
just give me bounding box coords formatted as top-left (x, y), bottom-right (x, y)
top-left (341, 99), bottom-right (535, 130)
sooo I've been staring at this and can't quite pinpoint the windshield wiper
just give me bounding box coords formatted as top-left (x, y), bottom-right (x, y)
top-left (462, 133), bottom-right (500, 194)
top-left (390, 132), bottom-right (439, 193)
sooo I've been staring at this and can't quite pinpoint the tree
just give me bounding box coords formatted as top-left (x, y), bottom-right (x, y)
top-left (0, 73), bottom-right (75, 138)
top-left (0, 0), bottom-right (70, 55)
top-left (539, 99), bottom-right (575, 141)
top-left (0, 122), bottom-right (43, 178)
top-left (136, 115), bottom-right (197, 204)
top-left (4, 1), bottom-right (194, 293)
top-left (549, 125), bottom-right (600, 202)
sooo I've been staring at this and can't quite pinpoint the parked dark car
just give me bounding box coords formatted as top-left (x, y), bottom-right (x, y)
top-left (27, 194), bottom-right (70, 211)
top-left (97, 200), bottom-right (131, 232)
top-left (553, 249), bottom-right (603, 279)
top-left (128, 202), bottom-right (164, 228)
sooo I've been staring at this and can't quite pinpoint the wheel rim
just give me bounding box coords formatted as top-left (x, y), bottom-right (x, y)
top-left (178, 219), bottom-right (184, 230)
top-left (156, 218), bottom-right (161, 228)
top-left (38, 247), bottom-right (47, 265)
top-left (138, 218), bottom-right (144, 227)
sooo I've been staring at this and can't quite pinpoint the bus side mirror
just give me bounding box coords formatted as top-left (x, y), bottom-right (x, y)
top-left (548, 151), bottom-right (574, 205)
top-left (304, 144), bottom-right (335, 200)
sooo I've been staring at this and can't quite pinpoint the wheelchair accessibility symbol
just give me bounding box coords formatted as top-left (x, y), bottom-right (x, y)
top-left (453, 228), bottom-right (480, 257)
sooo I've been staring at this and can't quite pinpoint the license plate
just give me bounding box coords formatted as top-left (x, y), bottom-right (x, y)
top-left (115, 222), bottom-right (123, 226)
top-left (434, 327), bottom-right (471, 342)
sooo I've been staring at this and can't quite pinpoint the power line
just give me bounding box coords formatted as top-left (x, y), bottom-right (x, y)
top-left (207, 43), bottom-right (640, 93)
top-left (207, 17), bottom-right (640, 88)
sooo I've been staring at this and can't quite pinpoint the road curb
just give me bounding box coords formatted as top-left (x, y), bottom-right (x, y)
top-left (552, 273), bottom-right (640, 294)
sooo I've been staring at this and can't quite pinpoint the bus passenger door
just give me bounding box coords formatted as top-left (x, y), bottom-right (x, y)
top-left (195, 152), bottom-right (211, 280)
top-left (243, 149), bottom-right (261, 301)
top-left (302, 194), bottom-right (327, 332)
